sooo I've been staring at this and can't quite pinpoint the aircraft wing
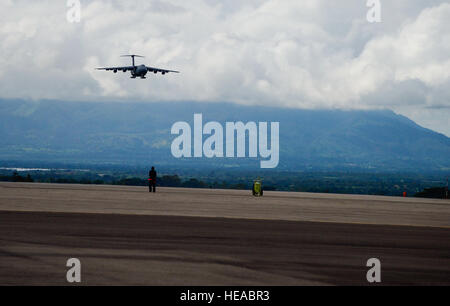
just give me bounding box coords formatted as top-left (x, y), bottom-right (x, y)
top-left (96, 66), bottom-right (134, 71)
top-left (147, 66), bottom-right (179, 74)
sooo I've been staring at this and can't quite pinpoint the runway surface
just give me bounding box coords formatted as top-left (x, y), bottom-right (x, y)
top-left (0, 182), bottom-right (449, 285)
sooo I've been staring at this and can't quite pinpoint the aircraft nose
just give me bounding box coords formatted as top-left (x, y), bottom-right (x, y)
top-left (139, 66), bottom-right (147, 75)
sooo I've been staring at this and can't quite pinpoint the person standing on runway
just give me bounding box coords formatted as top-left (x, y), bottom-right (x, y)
top-left (149, 166), bottom-right (157, 193)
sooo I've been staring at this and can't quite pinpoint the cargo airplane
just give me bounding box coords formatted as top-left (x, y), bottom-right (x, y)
top-left (96, 54), bottom-right (179, 79)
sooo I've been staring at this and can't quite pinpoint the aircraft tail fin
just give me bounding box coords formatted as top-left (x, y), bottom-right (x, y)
top-left (120, 54), bottom-right (144, 66)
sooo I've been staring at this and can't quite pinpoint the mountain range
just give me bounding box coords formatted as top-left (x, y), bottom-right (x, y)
top-left (0, 99), bottom-right (448, 172)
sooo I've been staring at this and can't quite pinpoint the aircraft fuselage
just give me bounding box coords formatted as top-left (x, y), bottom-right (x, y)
top-left (131, 65), bottom-right (148, 79)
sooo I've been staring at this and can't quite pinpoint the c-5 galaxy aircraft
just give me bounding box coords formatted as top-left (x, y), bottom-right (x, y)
top-left (96, 54), bottom-right (179, 79)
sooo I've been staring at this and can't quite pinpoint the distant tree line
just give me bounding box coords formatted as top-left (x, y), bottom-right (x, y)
top-left (414, 187), bottom-right (448, 199)
top-left (113, 175), bottom-right (210, 188)
top-left (0, 171), bottom-right (34, 182)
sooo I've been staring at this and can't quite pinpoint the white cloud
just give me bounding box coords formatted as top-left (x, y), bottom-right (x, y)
top-left (0, 0), bottom-right (448, 135)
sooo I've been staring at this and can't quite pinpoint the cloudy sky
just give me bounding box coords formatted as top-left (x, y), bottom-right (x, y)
top-left (0, 0), bottom-right (449, 135)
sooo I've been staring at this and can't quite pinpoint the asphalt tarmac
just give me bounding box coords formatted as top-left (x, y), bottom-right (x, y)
top-left (0, 182), bottom-right (449, 285)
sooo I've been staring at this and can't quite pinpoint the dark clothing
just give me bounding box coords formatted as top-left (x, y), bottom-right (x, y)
top-left (149, 169), bottom-right (157, 192)
top-left (149, 179), bottom-right (156, 192)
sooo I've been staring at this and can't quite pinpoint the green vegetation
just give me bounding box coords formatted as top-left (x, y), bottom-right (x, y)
top-left (414, 187), bottom-right (448, 199)
top-left (0, 171), bottom-right (34, 182)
